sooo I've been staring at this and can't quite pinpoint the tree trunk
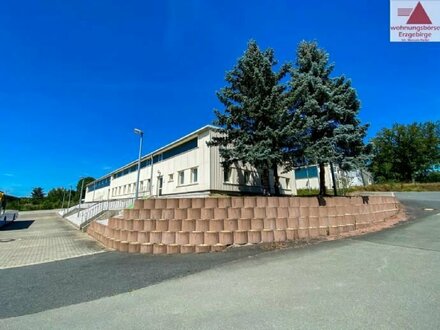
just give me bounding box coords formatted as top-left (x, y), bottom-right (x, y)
top-left (329, 162), bottom-right (337, 196)
top-left (272, 164), bottom-right (281, 196)
top-left (319, 162), bottom-right (326, 196)
top-left (261, 168), bottom-right (271, 196)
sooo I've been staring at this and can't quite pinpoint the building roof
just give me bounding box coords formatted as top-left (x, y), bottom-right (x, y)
top-left (86, 125), bottom-right (217, 186)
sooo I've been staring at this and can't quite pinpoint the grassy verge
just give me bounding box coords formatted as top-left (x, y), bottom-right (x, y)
top-left (350, 182), bottom-right (440, 192)
top-left (296, 189), bottom-right (322, 196)
top-left (297, 182), bottom-right (440, 196)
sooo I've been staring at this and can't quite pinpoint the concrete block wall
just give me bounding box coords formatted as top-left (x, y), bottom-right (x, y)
top-left (87, 196), bottom-right (400, 255)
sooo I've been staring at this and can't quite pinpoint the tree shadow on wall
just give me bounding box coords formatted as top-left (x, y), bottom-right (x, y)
top-left (234, 166), bottom-right (264, 195)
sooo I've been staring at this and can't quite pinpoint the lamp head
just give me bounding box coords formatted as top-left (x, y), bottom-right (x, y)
top-left (134, 128), bottom-right (143, 136)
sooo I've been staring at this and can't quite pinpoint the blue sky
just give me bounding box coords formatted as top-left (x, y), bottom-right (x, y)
top-left (1, 0), bottom-right (439, 197)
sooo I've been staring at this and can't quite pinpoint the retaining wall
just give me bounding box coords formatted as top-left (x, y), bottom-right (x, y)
top-left (87, 196), bottom-right (401, 254)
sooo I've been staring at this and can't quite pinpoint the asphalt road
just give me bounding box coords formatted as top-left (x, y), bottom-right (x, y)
top-left (0, 192), bottom-right (439, 329)
top-left (0, 243), bottom-right (269, 318)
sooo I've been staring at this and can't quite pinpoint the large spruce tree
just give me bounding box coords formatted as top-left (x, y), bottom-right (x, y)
top-left (287, 41), bottom-right (369, 195)
top-left (209, 40), bottom-right (290, 195)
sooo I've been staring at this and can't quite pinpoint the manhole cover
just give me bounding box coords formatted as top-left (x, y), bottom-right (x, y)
top-left (0, 238), bottom-right (15, 243)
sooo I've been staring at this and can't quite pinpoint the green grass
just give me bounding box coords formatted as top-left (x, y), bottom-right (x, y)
top-left (297, 182), bottom-right (440, 196)
top-left (296, 188), bottom-right (321, 196)
top-left (350, 182), bottom-right (440, 192)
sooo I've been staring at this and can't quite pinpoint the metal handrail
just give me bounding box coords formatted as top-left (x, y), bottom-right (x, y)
top-left (60, 202), bottom-right (96, 216)
top-left (64, 197), bottom-right (139, 229)
top-left (79, 198), bottom-right (135, 224)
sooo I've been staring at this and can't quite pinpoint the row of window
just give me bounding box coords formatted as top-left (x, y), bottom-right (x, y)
top-left (177, 167), bottom-right (198, 185)
top-left (113, 159), bottom-right (151, 179)
top-left (111, 180), bottom-right (151, 197)
top-left (112, 138), bottom-right (198, 180)
top-left (90, 165), bottom-right (294, 195)
top-left (87, 177), bottom-right (111, 192)
top-left (110, 167), bottom-right (199, 197)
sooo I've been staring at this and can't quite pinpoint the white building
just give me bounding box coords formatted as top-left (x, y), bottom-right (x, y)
top-left (294, 164), bottom-right (373, 191)
top-left (84, 125), bottom-right (296, 202)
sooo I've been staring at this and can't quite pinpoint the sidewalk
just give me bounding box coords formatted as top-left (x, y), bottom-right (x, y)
top-left (0, 210), bottom-right (104, 269)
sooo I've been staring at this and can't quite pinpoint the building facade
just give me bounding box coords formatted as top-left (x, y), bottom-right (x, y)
top-left (84, 126), bottom-right (296, 202)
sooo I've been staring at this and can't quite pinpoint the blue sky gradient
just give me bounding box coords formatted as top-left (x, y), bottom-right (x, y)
top-left (1, 0), bottom-right (439, 196)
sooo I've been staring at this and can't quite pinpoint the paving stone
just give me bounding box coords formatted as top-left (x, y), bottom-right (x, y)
top-left (0, 210), bottom-right (104, 269)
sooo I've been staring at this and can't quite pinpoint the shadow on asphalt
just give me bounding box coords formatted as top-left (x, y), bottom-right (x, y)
top-left (0, 244), bottom-right (276, 319)
top-left (0, 220), bottom-right (35, 231)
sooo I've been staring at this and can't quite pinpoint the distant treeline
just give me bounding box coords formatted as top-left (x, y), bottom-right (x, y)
top-left (7, 177), bottom-right (94, 211)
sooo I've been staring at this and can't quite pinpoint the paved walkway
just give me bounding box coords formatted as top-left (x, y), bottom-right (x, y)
top-left (0, 210), bottom-right (104, 269)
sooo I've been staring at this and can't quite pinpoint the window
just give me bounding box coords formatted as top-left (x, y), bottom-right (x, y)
top-left (223, 168), bottom-right (231, 183)
top-left (123, 185), bottom-right (126, 194)
top-left (168, 174), bottom-right (174, 182)
top-left (285, 178), bottom-right (290, 189)
top-left (146, 179), bottom-right (151, 191)
top-left (191, 168), bottom-right (198, 183)
top-left (295, 166), bottom-right (318, 180)
top-left (140, 181), bottom-right (143, 191)
top-left (178, 171), bottom-right (185, 185)
top-left (162, 138), bottom-right (198, 161)
top-left (118, 187), bottom-right (121, 195)
top-left (87, 177), bottom-right (111, 192)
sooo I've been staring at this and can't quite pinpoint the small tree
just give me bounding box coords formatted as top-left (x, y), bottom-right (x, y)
top-left (47, 187), bottom-right (68, 208)
top-left (287, 41), bottom-right (369, 195)
top-left (31, 187), bottom-right (45, 200)
top-left (47, 188), bottom-right (65, 201)
top-left (208, 40), bottom-right (290, 195)
top-left (76, 177), bottom-right (95, 202)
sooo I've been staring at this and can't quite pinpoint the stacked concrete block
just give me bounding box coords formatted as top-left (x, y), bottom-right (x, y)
top-left (181, 244), bottom-right (195, 253)
top-left (248, 230), bottom-right (262, 244)
top-left (87, 195), bottom-right (401, 255)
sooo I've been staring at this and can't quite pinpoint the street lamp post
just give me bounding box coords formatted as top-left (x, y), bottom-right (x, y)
top-left (61, 188), bottom-right (66, 209)
top-left (67, 186), bottom-right (72, 210)
top-left (77, 178), bottom-right (84, 216)
top-left (134, 128), bottom-right (144, 200)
